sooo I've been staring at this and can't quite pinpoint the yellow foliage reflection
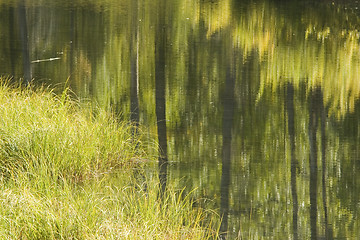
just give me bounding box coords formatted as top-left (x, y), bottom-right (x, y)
top-left (202, 0), bottom-right (360, 118)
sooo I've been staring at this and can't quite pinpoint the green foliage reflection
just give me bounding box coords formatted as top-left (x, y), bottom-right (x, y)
top-left (1, 0), bottom-right (360, 238)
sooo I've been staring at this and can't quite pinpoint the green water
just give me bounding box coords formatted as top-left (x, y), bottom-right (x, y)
top-left (1, 0), bottom-right (360, 238)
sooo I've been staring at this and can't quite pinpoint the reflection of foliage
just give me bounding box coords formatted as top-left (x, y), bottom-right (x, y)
top-left (179, 0), bottom-right (360, 238)
top-left (200, 0), bottom-right (231, 38)
top-left (1, 0), bottom-right (360, 238)
top-left (226, 0), bottom-right (360, 119)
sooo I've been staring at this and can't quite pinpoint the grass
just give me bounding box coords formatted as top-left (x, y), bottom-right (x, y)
top-left (0, 79), bottom-right (219, 239)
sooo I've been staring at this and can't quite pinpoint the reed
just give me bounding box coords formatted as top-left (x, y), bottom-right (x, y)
top-left (0, 78), bottom-right (219, 239)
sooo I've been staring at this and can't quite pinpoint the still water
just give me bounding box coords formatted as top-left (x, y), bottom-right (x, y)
top-left (1, 0), bottom-right (360, 238)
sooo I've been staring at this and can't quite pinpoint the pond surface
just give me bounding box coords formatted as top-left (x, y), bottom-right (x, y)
top-left (1, 0), bottom-right (360, 238)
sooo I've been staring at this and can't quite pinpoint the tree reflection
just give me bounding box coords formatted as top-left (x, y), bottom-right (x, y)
top-left (8, 6), bottom-right (16, 77)
top-left (219, 62), bottom-right (235, 239)
top-left (319, 88), bottom-right (333, 240)
top-left (286, 82), bottom-right (298, 240)
top-left (155, 0), bottom-right (168, 196)
top-left (130, 0), bottom-right (139, 128)
top-left (17, 0), bottom-right (31, 84)
top-left (0, 0), bottom-right (359, 238)
top-left (69, 7), bottom-right (75, 83)
top-left (308, 88), bottom-right (319, 240)
top-left (308, 87), bottom-right (333, 239)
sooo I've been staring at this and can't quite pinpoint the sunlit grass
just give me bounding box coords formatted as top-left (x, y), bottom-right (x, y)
top-left (0, 78), bottom-right (219, 239)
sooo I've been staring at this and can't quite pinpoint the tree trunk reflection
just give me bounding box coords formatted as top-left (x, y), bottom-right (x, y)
top-left (220, 63), bottom-right (235, 239)
top-left (130, 0), bottom-right (139, 127)
top-left (308, 89), bottom-right (318, 240)
top-left (308, 87), bottom-right (333, 239)
top-left (319, 89), bottom-right (333, 239)
top-left (286, 82), bottom-right (298, 240)
top-left (69, 8), bottom-right (75, 82)
top-left (155, 0), bottom-right (168, 196)
top-left (8, 6), bottom-right (16, 77)
top-left (17, 0), bottom-right (31, 84)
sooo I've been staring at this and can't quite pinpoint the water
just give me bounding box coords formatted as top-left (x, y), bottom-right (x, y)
top-left (1, 0), bottom-right (360, 238)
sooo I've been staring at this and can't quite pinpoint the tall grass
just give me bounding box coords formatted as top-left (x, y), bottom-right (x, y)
top-left (0, 79), bottom-right (219, 239)
top-left (0, 81), bottom-right (143, 180)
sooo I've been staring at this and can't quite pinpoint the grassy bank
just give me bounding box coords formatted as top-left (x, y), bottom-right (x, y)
top-left (0, 79), bottom-right (219, 239)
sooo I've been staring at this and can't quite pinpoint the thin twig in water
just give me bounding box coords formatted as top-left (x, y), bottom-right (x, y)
top-left (31, 57), bottom-right (61, 63)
